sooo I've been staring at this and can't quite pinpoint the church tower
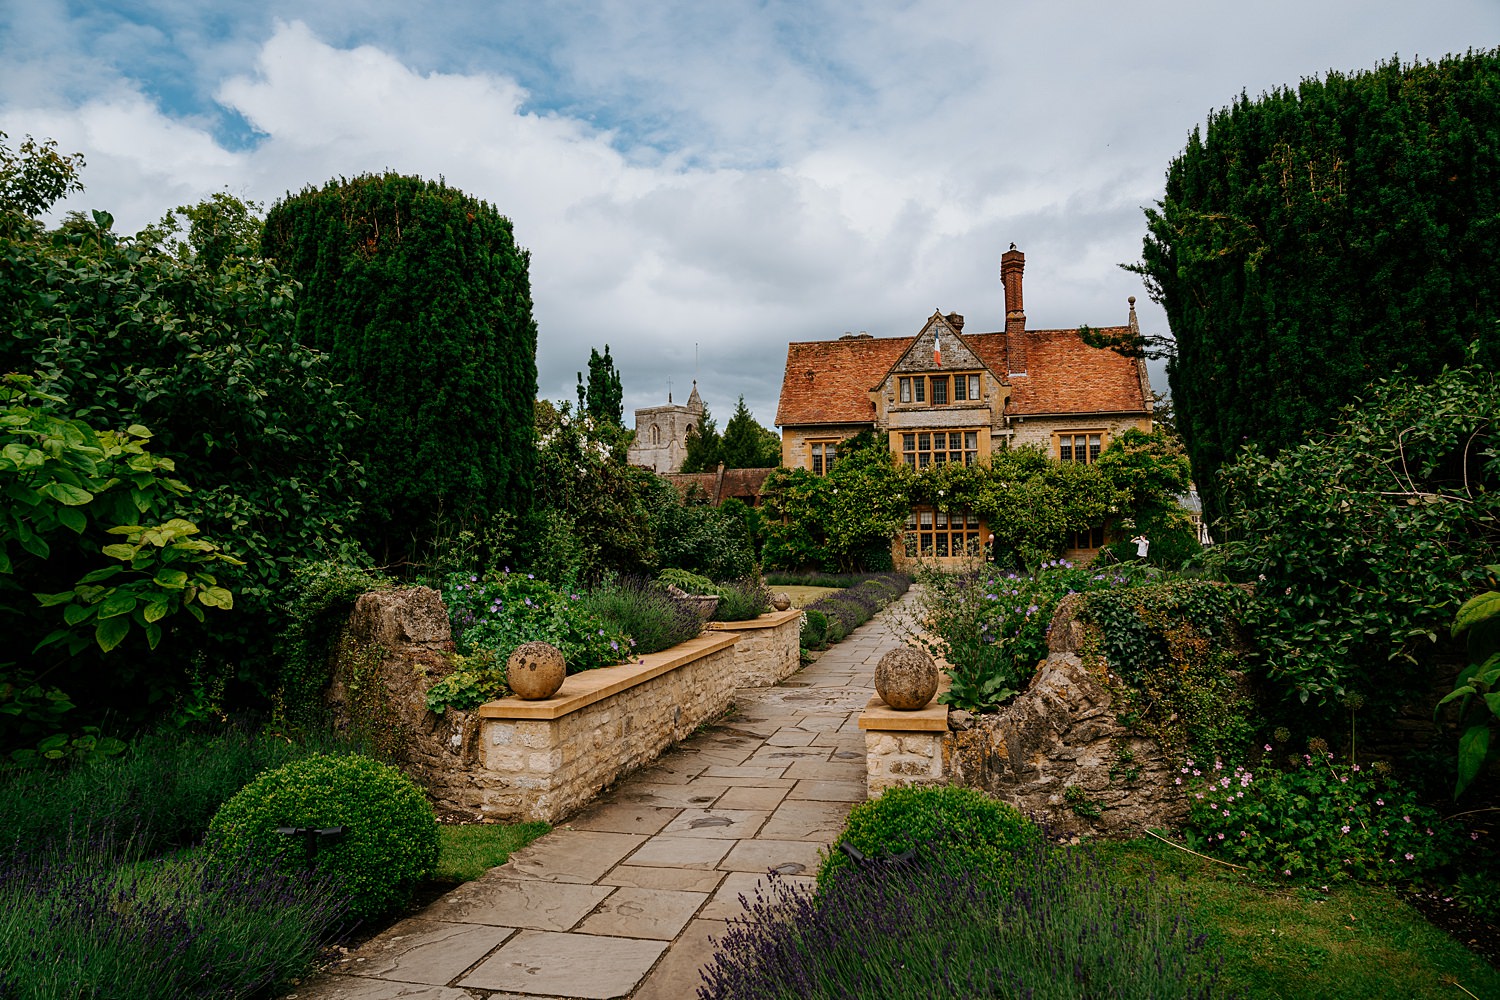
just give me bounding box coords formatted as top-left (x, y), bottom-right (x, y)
top-left (626, 380), bottom-right (706, 473)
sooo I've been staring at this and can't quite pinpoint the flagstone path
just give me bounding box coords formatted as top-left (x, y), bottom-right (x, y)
top-left (286, 594), bottom-right (916, 1000)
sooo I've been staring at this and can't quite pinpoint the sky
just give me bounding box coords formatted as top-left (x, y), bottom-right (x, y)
top-left (2, 2), bottom-right (1496, 433)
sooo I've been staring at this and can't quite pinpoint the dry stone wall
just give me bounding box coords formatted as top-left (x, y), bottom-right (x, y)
top-left (862, 594), bottom-right (1187, 837)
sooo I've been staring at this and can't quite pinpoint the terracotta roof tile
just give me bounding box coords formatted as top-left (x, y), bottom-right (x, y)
top-left (775, 337), bottom-right (908, 426)
top-left (1003, 327), bottom-right (1147, 415)
top-left (777, 325), bottom-right (1147, 427)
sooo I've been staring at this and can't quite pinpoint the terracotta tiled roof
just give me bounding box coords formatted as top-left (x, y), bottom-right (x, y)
top-left (1002, 327), bottom-right (1148, 415)
top-left (661, 467), bottom-right (774, 505)
top-left (775, 337), bottom-right (908, 426)
top-left (777, 326), bottom-right (1147, 426)
top-left (661, 473), bottom-right (718, 501)
top-left (720, 467), bottom-right (773, 502)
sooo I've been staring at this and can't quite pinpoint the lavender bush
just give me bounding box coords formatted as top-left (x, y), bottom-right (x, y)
top-left (700, 843), bottom-right (1227, 999)
top-left (0, 840), bottom-right (343, 999)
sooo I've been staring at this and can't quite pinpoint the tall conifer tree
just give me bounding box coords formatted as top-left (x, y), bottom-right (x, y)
top-left (262, 174), bottom-right (538, 561)
top-left (1138, 51), bottom-right (1500, 532)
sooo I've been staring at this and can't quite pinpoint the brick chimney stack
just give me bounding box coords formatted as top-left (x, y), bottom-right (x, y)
top-left (1001, 244), bottom-right (1026, 335)
top-left (1002, 244), bottom-right (1027, 374)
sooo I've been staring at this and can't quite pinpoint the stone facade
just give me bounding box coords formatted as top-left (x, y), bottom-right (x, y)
top-left (707, 610), bottom-right (803, 687)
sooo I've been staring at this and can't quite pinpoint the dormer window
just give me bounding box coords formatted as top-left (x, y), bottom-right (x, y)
top-left (894, 372), bottom-right (981, 406)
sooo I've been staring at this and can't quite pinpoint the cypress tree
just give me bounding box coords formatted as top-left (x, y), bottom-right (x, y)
top-left (1137, 51), bottom-right (1500, 532)
top-left (720, 395), bottom-right (781, 469)
top-left (262, 174), bottom-right (538, 561)
top-left (576, 345), bottom-right (624, 426)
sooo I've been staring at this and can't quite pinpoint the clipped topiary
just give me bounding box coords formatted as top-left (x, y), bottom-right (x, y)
top-left (820, 785), bottom-right (1037, 884)
top-left (206, 754), bottom-right (438, 921)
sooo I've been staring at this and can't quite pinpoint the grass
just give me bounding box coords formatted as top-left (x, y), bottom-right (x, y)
top-left (435, 822), bottom-right (550, 881)
top-left (776, 584), bottom-right (839, 607)
top-left (1095, 838), bottom-right (1500, 999)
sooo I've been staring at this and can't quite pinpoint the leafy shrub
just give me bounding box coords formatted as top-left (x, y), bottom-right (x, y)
top-left (707, 837), bottom-right (1221, 999)
top-left (657, 567), bottom-right (714, 593)
top-left (820, 785), bottom-right (1038, 884)
top-left (0, 726), bottom-right (355, 863)
top-left (765, 571), bottom-right (868, 589)
top-left (1440, 567), bottom-right (1500, 796)
top-left (581, 576), bottom-right (701, 655)
top-left (424, 650), bottom-right (508, 714)
top-left (273, 559), bottom-right (388, 722)
top-left (206, 753), bottom-right (438, 920)
top-left (711, 578), bottom-right (772, 621)
top-left (444, 571), bottom-right (628, 672)
top-left (799, 609), bottom-right (828, 648)
top-left (1181, 747), bottom-right (1461, 881)
top-left (920, 560), bottom-right (1149, 712)
top-left (0, 844), bottom-right (341, 1000)
top-left (1078, 581), bottom-right (1255, 759)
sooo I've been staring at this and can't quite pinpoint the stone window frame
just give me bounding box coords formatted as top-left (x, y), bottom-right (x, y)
top-left (1066, 525), bottom-right (1106, 550)
top-left (901, 429), bottom-right (980, 469)
top-left (904, 505), bottom-right (982, 559)
top-left (895, 372), bottom-right (983, 407)
top-left (808, 439), bottom-right (839, 475)
top-left (1056, 430), bottom-right (1105, 464)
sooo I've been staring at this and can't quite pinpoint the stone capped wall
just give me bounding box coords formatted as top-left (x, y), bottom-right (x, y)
top-left (707, 609), bottom-right (802, 687)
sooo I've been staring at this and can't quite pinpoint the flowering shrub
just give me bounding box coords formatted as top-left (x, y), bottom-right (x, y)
top-left (580, 576), bottom-right (701, 654)
top-left (920, 560), bottom-right (1148, 712)
top-left (443, 571), bottom-right (628, 673)
top-left (801, 573), bottom-right (910, 648)
top-left (1180, 747), bottom-right (1461, 881)
top-left (709, 577), bottom-right (772, 622)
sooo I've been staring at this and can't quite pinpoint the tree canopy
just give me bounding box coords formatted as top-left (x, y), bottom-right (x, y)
top-left (680, 403), bottom-right (722, 474)
top-left (720, 395), bottom-right (783, 469)
top-left (262, 173), bottom-right (538, 564)
top-left (576, 345), bottom-right (624, 426)
top-left (1137, 51), bottom-right (1500, 531)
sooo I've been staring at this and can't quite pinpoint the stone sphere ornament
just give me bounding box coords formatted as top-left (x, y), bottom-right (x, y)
top-left (507, 641), bottom-right (567, 700)
top-left (874, 646), bottom-right (939, 710)
top-left (770, 592), bottom-right (792, 612)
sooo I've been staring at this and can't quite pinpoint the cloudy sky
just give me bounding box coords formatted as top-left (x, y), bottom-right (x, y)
top-left (2, 2), bottom-right (1496, 431)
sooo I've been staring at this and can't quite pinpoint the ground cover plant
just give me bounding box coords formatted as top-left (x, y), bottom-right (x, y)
top-left (710, 577), bottom-right (773, 621)
top-left (1179, 743), bottom-right (1463, 882)
top-left (919, 560), bottom-right (1151, 712)
top-left (443, 570), bottom-right (630, 672)
top-left (703, 787), bottom-right (1226, 999)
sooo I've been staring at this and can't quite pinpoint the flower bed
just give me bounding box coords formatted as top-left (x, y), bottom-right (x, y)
top-left (798, 572), bottom-right (912, 649)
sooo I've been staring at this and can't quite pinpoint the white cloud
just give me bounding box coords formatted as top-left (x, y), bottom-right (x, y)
top-left (3, 4), bottom-right (1497, 427)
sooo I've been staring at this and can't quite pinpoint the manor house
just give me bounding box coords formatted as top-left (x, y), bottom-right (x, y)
top-left (774, 245), bottom-right (1153, 567)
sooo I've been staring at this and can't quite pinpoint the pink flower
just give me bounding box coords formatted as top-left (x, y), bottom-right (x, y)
top-left (1217, 832), bottom-right (1225, 840)
top-left (1264, 744), bottom-right (1273, 752)
top-left (1404, 853), bottom-right (1414, 861)
top-left (1376, 798), bottom-right (1384, 806)
top-left (1174, 777), bottom-right (1182, 785)
top-left (1341, 825), bottom-right (1350, 834)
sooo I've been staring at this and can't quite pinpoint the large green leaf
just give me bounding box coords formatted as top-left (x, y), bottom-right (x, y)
top-left (37, 481), bottom-right (93, 506)
top-left (1454, 591), bottom-right (1500, 637)
top-left (95, 615), bottom-right (130, 652)
top-left (1456, 724), bottom-right (1493, 797)
top-left (97, 590), bottom-right (137, 620)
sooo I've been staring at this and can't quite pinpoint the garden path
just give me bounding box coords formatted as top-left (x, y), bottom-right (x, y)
top-left (285, 593), bottom-right (916, 1000)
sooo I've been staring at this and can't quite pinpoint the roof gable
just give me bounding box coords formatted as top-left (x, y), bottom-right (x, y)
top-left (882, 311), bottom-right (991, 382)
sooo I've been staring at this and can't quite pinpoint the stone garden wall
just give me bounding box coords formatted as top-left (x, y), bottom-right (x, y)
top-left (330, 588), bottom-right (754, 823)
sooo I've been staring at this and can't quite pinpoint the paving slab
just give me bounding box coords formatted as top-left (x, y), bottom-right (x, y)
top-left (338, 919), bottom-right (512, 985)
top-left (424, 878), bottom-right (612, 931)
top-left (502, 831), bottom-right (646, 884)
top-left (710, 784), bottom-right (789, 811)
top-left (575, 886), bottom-right (708, 940)
top-left (758, 800), bottom-right (855, 842)
top-left (786, 778), bottom-right (867, 802)
top-left (598, 865), bottom-right (727, 893)
top-left (565, 801), bottom-right (681, 835)
top-left (625, 835), bottom-right (735, 869)
top-left (699, 871), bottom-right (817, 921)
top-left (700, 764), bottom-right (790, 780)
top-left (658, 808), bottom-right (769, 840)
top-left (762, 729), bottom-right (819, 747)
top-left (616, 782), bottom-right (722, 808)
top-left (286, 976), bottom-right (483, 999)
top-left (782, 758), bottom-right (865, 781)
top-left (718, 838), bottom-right (828, 876)
top-left (461, 930), bottom-right (667, 998)
top-left (628, 919), bottom-right (727, 1000)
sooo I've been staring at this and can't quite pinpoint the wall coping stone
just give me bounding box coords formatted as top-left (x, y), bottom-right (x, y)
top-left (476, 631), bottom-right (740, 721)
top-left (705, 608), bottom-right (803, 632)
top-left (859, 695), bottom-right (949, 731)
